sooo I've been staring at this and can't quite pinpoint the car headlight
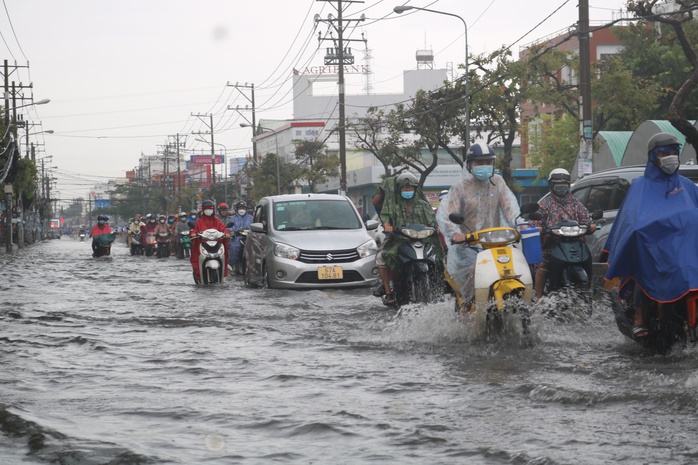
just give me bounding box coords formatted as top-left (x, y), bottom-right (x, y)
top-left (477, 229), bottom-right (518, 244)
top-left (274, 242), bottom-right (300, 260)
top-left (357, 239), bottom-right (378, 258)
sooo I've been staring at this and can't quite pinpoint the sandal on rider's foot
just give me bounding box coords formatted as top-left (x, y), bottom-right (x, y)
top-left (372, 284), bottom-right (386, 297)
top-left (633, 325), bottom-right (649, 338)
top-left (384, 292), bottom-right (396, 305)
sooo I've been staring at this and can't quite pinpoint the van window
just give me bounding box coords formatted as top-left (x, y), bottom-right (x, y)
top-left (273, 200), bottom-right (361, 230)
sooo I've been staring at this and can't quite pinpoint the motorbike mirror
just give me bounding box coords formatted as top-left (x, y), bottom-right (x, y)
top-left (591, 209), bottom-right (603, 220)
top-left (226, 221), bottom-right (235, 228)
top-left (520, 202), bottom-right (540, 214)
top-left (527, 212), bottom-right (543, 221)
top-left (449, 213), bottom-right (465, 224)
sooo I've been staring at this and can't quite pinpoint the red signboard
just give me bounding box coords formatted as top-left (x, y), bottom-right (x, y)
top-left (190, 155), bottom-right (224, 165)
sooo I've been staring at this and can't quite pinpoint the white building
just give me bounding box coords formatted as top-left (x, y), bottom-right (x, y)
top-left (251, 54), bottom-right (459, 215)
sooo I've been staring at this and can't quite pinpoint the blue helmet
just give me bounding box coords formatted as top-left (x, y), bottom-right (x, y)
top-left (466, 143), bottom-right (496, 164)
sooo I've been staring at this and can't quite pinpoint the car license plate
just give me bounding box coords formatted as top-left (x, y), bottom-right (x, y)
top-left (318, 266), bottom-right (343, 280)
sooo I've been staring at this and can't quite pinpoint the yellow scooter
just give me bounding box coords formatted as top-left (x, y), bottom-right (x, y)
top-left (447, 204), bottom-right (541, 340)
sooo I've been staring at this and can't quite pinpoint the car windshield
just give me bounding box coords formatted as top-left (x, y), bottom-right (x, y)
top-left (273, 200), bottom-right (361, 231)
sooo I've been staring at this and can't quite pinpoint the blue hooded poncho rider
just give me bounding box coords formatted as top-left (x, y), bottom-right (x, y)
top-left (603, 132), bottom-right (698, 302)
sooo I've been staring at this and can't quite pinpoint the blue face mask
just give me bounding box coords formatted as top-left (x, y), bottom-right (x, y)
top-left (98, 220), bottom-right (105, 226)
top-left (401, 191), bottom-right (415, 200)
top-left (473, 165), bottom-right (493, 181)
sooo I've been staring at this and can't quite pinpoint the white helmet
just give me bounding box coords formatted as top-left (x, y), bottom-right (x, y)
top-left (548, 168), bottom-right (571, 183)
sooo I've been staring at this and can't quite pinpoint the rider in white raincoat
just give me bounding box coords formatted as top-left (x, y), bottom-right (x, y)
top-left (436, 143), bottom-right (520, 304)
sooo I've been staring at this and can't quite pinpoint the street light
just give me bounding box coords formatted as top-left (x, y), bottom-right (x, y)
top-left (20, 129), bottom-right (54, 160)
top-left (240, 123), bottom-right (281, 195)
top-left (393, 5), bottom-right (470, 158)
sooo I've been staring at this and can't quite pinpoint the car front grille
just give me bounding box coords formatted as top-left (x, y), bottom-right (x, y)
top-left (295, 270), bottom-right (365, 284)
top-left (298, 248), bottom-right (359, 264)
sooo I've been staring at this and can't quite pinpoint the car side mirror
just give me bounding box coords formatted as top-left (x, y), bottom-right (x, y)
top-left (365, 219), bottom-right (379, 231)
top-left (250, 222), bottom-right (266, 233)
top-left (591, 209), bottom-right (603, 221)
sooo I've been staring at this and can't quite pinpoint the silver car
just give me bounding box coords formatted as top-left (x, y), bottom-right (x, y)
top-left (243, 194), bottom-right (380, 289)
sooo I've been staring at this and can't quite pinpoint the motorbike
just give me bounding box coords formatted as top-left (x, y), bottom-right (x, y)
top-left (156, 231), bottom-right (171, 258)
top-left (79, 232), bottom-right (86, 243)
top-left (177, 230), bottom-right (191, 259)
top-left (92, 232), bottom-right (117, 258)
top-left (384, 223), bottom-right (442, 307)
top-left (610, 287), bottom-right (698, 355)
top-left (446, 203), bottom-right (541, 341)
top-left (129, 231), bottom-right (143, 256)
top-left (196, 229), bottom-right (227, 285)
top-left (539, 210), bottom-right (603, 317)
top-left (143, 232), bottom-right (157, 257)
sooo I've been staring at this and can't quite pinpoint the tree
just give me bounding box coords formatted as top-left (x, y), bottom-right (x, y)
top-left (527, 113), bottom-right (580, 177)
top-left (293, 139), bottom-right (340, 192)
top-left (244, 153), bottom-right (304, 199)
top-left (624, 0), bottom-right (698, 147)
top-left (592, 53), bottom-right (663, 131)
top-left (349, 107), bottom-right (404, 177)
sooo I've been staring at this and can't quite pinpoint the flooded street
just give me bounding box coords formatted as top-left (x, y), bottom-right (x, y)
top-left (2, 237), bottom-right (698, 464)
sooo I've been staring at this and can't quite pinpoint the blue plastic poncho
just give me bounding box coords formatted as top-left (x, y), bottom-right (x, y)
top-left (436, 166), bottom-right (520, 303)
top-left (604, 158), bottom-right (698, 302)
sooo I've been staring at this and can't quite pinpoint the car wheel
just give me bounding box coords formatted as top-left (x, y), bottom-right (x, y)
top-left (262, 262), bottom-right (270, 289)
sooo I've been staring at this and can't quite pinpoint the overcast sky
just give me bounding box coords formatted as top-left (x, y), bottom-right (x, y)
top-left (3, 0), bottom-right (627, 205)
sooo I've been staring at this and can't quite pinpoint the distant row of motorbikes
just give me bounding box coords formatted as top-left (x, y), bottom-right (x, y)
top-left (385, 203), bottom-right (697, 354)
top-left (124, 226), bottom-right (248, 286)
top-left (128, 230), bottom-right (192, 258)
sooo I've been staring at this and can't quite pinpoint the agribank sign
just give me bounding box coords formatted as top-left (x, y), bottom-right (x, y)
top-left (293, 65), bottom-right (370, 75)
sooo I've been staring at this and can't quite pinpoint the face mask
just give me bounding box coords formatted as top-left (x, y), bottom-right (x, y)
top-left (552, 183), bottom-right (570, 197)
top-left (159, 219), bottom-right (166, 224)
top-left (180, 217), bottom-right (187, 222)
top-left (658, 155), bottom-right (679, 175)
top-left (150, 219), bottom-right (156, 223)
top-left (98, 220), bottom-right (105, 225)
top-left (238, 209), bottom-right (247, 216)
top-left (473, 165), bottom-right (493, 181)
top-left (204, 209), bottom-right (214, 217)
top-left (401, 191), bottom-right (415, 200)
top-left (190, 215), bottom-right (197, 219)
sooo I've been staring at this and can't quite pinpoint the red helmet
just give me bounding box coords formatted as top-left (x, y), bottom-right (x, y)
top-left (218, 203), bottom-right (229, 210)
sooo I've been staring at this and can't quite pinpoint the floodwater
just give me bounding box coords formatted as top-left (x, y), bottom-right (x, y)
top-left (2, 238), bottom-right (698, 465)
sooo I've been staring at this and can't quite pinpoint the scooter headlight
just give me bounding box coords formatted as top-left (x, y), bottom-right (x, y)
top-left (400, 227), bottom-right (435, 240)
top-left (274, 242), bottom-right (300, 260)
top-left (357, 239), bottom-right (378, 258)
top-left (478, 229), bottom-right (518, 244)
top-left (551, 225), bottom-right (585, 237)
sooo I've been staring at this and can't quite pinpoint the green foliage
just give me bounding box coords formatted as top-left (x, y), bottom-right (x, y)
top-left (293, 139), bottom-right (339, 192)
top-left (13, 156), bottom-right (38, 209)
top-left (592, 55), bottom-right (662, 131)
top-left (613, 21), bottom-right (698, 121)
top-left (527, 114), bottom-right (580, 179)
top-left (244, 152), bottom-right (304, 199)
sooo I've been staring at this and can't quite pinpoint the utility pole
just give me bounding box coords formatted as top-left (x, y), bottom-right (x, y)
top-left (191, 113), bottom-right (216, 187)
top-left (227, 82), bottom-right (257, 163)
top-left (578, 0), bottom-right (593, 176)
top-left (315, 0), bottom-right (366, 195)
